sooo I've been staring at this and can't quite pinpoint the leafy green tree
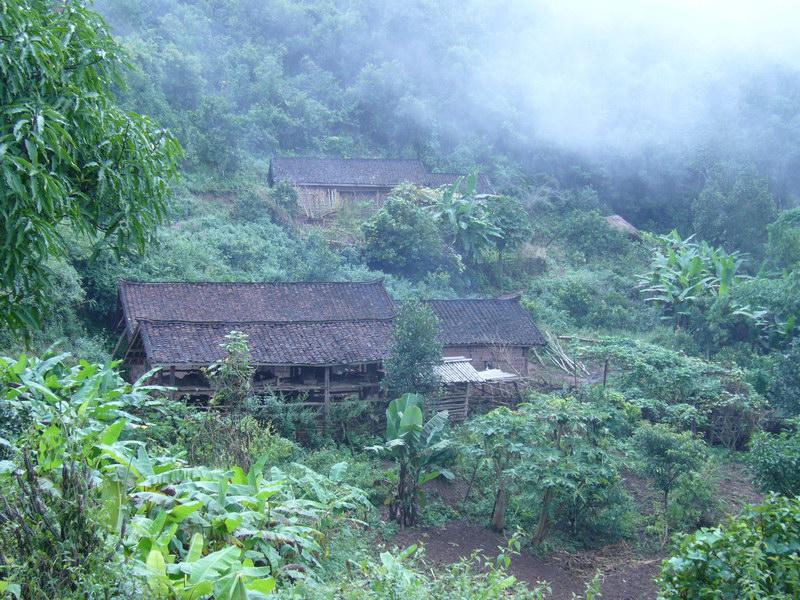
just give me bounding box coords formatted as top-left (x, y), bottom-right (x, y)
top-left (460, 407), bottom-right (538, 532)
top-left (203, 330), bottom-right (254, 409)
top-left (692, 165), bottom-right (777, 258)
top-left (367, 394), bottom-right (452, 527)
top-left (658, 494), bottom-right (800, 599)
top-left (363, 195), bottom-right (452, 279)
top-left (766, 207), bottom-right (800, 272)
top-left (0, 0), bottom-right (181, 332)
top-left (633, 423), bottom-right (706, 544)
top-left (383, 300), bottom-right (442, 397)
top-left (514, 396), bottom-right (620, 546)
top-left (748, 424), bottom-right (800, 496)
top-left (484, 195), bottom-right (531, 269)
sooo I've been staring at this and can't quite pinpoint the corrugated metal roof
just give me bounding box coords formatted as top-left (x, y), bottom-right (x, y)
top-left (435, 357), bottom-right (484, 383)
top-left (434, 357), bottom-right (519, 384)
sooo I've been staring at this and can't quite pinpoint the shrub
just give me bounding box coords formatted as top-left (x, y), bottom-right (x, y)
top-left (658, 494), bottom-right (800, 599)
top-left (246, 393), bottom-right (322, 445)
top-left (633, 423), bottom-right (707, 543)
top-left (0, 352), bottom-right (371, 596)
top-left (185, 412), bottom-right (297, 470)
top-left (581, 337), bottom-right (763, 449)
top-left (363, 196), bottom-right (453, 279)
top-left (766, 207), bottom-right (800, 272)
top-left (768, 338), bottom-right (800, 416)
top-left (526, 269), bottom-right (647, 331)
top-left (748, 425), bottom-right (800, 496)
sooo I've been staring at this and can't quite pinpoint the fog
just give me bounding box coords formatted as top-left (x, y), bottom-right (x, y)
top-left (388, 0), bottom-right (800, 153)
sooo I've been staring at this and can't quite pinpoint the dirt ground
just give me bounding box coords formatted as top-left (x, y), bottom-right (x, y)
top-left (392, 521), bottom-right (661, 599)
top-left (385, 460), bottom-right (762, 600)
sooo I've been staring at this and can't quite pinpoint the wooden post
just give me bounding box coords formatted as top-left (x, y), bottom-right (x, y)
top-left (169, 366), bottom-right (176, 401)
top-left (464, 383), bottom-right (471, 419)
top-left (323, 366), bottom-right (331, 426)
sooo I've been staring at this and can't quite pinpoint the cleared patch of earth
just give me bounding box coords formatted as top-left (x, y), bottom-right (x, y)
top-left (390, 521), bottom-right (661, 600)
top-left (382, 459), bottom-right (762, 599)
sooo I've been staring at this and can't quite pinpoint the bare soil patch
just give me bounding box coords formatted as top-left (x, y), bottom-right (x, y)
top-left (391, 521), bottom-right (661, 600)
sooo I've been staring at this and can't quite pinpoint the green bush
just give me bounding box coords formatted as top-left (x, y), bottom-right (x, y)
top-left (633, 422), bottom-right (707, 543)
top-left (526, 269), bottom-right (648, 331)
top-left (185, 412), bottom-right (297, 470)
top-left (658, 494), bottom-right (800, 599)
top-left (768, 338), bottom-right (800, 416)
top-left (362, 195), bottom-right (455, 279)
top-left (748, 425), bottom-right (800, 496)
top-left (0, 352), bottom-right (371, 597)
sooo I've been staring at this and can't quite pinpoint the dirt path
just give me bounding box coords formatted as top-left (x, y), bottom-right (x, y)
top-left (391, 521), bottom-right (661, 600)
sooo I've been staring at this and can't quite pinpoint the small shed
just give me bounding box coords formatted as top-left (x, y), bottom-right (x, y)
top-left (432, 356), bottom-right (521, 421)
top-left (605, 215), bottom-right (641, 239)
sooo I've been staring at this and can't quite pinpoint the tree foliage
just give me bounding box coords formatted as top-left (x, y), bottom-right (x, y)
top-left (362, 195), bottom-right (453, 279)
top-left (633, 423), bottom-right (706, 543)
top-left (0, 0), bottom-right (181, 332)
top-left (659, 494), bottom-right (800, 599)
top-left (382, 299), bottom-right (442, 397)
top-left (692, 165), bottom-right (777, 258)
top-left (748, 424), bottom-right (800, 496)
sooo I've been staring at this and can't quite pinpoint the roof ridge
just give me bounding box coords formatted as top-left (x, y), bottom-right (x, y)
top-left (120, 279), bottom-right (386, 286)
top-left (137, 317), bottom-right (396, 326)
top-left (426, 297), bottom-right (521, 302)
top-left (273, 156), bottom-right (423, 162)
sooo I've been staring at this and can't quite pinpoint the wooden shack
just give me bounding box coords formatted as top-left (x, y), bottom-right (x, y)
top-left (268, 157), bottom-right (492, 221)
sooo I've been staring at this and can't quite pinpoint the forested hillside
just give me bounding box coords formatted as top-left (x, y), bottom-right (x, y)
top-left (1, 1), bottom-right (799, 598)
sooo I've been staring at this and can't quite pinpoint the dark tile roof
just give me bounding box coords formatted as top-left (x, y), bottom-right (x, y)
top-left (119, 280), bottom-right (395, 336)
top-left (269, 157), bottom-right (493, 192)
top-left (137, 319), bottom-right (393, 367)
top-left (426, 298), bottom-right (545, 347)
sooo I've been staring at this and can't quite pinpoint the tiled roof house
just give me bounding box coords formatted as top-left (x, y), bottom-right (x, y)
top-left (119, 280), bottom-right (544, 402)
top-left (268, 157), bottom-right (492, 220)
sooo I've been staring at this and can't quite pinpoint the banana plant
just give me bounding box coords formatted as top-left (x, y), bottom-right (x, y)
top-left (638, 231), bottom-right (750, 329)
top-left (367, 394), bottom-right (452, 527)
top-left (429, 174), bottom-right (502, 264)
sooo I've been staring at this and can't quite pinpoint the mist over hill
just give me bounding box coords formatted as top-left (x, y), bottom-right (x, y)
top-left (97, 0), bottom-right (800, 228)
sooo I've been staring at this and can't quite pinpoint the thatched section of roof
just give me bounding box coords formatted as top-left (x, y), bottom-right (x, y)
top-left (605, 214), bottom-right (641, 238)
top-left (426, 298), bottom-right (546, 347)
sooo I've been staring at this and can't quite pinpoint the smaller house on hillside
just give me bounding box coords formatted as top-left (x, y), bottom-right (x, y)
top-left (268, 157), bottom-right (492, 220)
top-left (426, 297), bottom-right (545, 376)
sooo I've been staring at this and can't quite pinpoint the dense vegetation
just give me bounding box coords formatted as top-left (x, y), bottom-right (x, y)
top-left (1, 1), bottom-right (799, 598)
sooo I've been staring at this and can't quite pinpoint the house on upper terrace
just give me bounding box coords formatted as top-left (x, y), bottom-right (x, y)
top-left (268, 157), bottom-right (493, 221)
